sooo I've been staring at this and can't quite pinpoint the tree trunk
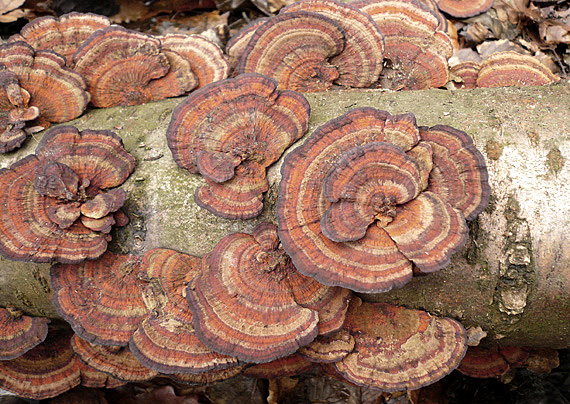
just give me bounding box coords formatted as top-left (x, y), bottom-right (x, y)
top-left (1, 81), bottom-right (569, 348)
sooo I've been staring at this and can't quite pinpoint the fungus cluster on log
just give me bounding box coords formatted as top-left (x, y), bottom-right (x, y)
top-left (0, 125), bottom-right (134, 263)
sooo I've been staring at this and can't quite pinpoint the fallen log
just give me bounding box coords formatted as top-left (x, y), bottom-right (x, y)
top-left (1, 81), bottom-right (569, 348)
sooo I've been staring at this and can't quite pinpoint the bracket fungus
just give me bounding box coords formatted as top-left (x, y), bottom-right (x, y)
top-left (0, 307), bottom-right (49, 360)
top-left (476, 51), bottom-right (560, 88)
top-left (8, 12), bottom-right (111, 65)
top-left (51, 251), bottom-right (147, 346)
top-left (160, 34), bottom-right (229, 88)
top-left (352, 0), bottom-right (453, 90)
top-left (167, 73), bottom-right (310, 219)
top-left (186, 222), bottom-right (351, 364)
top-left (129, 248), bottom-right (241, 375)
top-left (242, 354), bottom-right (315, 378)
top-left (226, 18), bottom-right (269, 73)
top-left (435, 0), bottom-right (494, 18)
top-left (71, 335), bottom-right (159, 382)
top-left (0, 126), bottom-right (135, 263)
top-left (0, 42), bottom-right (89, 152)
top-left (332, 298), bottom-right (467, 391)
top-left (72, 26), bottom-right (188, 107)
top-left (279, 0), bottom-right (385, 88)
top-left (277, 107), bottom-right (489, 293)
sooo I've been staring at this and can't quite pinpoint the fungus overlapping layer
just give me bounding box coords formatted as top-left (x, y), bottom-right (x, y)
top-left (8, 12), bottom-right (111, 64)
top-left (278, 108), bottom-right (489, 293)
top-left (51, 251), bottom-right (147, 346)
top-left (298, 328), bottom-right (355, 363)
top-left (226, 18), bottom-right (269, 73)
top-left (167, 73), bottom-right (310, 219)
top-left (476, 51), bottom-right (560, 88)
top-left (333, 298), bottom-right (467, 391)
top-left (129, 248), bottom-right (241, 374)
top-left (187, 222), bottom-right (351, 363)
top-left (435, 0), bottom-right (494, 18)
top-left (71, 335), bottom-right (158, 382)
top-left (280, 0), bottom-right (385, 88)
top-left (72, 26), bottom-right (179, 107)
top-left (161, 34), bottom-right (229, 88)
top-left (0, 307), bottom-right (49, 360)
top-left (0, 42), bottom-right (89, 152)
top-left (0, 126), bottom-right (135, 263)
top-left (169, 364), bottom-right (246, 385)
top-left (352, 0), bottom-right (453, 90)
top-left (457, 346), bottom-right (531, 378)
top-left (242, 354), bottom-right (315, 378)
top-left (0, 329), bottom-right (81, 400)
top-left (450, 61), bottom-right (481, 89)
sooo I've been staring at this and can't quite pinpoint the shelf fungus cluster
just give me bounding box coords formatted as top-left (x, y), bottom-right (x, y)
top-left (0, 125), bottom-right (135, 263)
top-left (0, 307), bottom-right (48, 360)
top-left (0, 12), bottom-right (229, 153)
top-left (278, 107), bottom-right (490, 293)
top-left (0, 42), bottom-right (89, 153)
top-left (167, 73), bottom-right (310, 219)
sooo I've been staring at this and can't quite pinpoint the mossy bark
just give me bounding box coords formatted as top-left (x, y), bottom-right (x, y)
top-left (1, 81), bottom-right (569, 347)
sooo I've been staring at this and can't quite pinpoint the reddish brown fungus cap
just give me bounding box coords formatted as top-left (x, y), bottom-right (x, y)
top-left (167, 73), bottom-right (310, 219)
top-left (435, 0), bottom-right (494, 18)
top-left (71, 335), bottom-right (158, 382)
top-left (51, 251), bottom-right (148, 346)
top-left (129, 248), bottom-right (240, 374)
top-left (9, 13), bottom-right (111, 64)
top-left (226, 18), bottom-right (269, 73)
top-left (450, 61), bottom-right (481, 89)
top-left (0, 126), bottom-right (134, 263)
top-left (243, 354), bottom-right (315, 378)
top-left (277, 108), bottom-right (473, 293)
top-left (0, 329), bottom-right (81, 400)
top-left (353, 0), bottom-right (453, 90)
top-left (237, 11), bottom-right (345, 92)
top-left (72, 26), bottom-right (171, 107)
top-left (161, 34), bottom-right (229, 88)
top-left (0, 307), bottom-right (49, 360)
top-left (78, 361), bottom-right (126, 389)
top-left (457, 346), bottom-right (529, 378)
top-left (334, 298), bottom-right (467, 391)
top-left (169, 365), bottom-right (246, 385)
top-left (280, 0), bottom-right (384, 88)
top-left (187, 223), bottom-right (348, 363)
top-left (420, 125), bottom-right (490, 221)
top-left (476, 51), bottom-right (560, 88)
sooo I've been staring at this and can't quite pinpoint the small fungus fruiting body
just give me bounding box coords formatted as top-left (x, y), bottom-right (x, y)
top-left (435, 0), bottom-right (494, 18)
top-left (476, 51), bottom-right (560, 88)
top-left (332, 298), bottom-right (468, 391)
top-left (167, 73), bottom-right (310, 219)
top-left (278, 107), bottom-right (489, 293)
top-left (0, 126), bottom-right (135, 263)
top-left (0, 307), bottom-right (49, 360)
top-left (8, 12), bottom-right (111, 64)
top-left (187, 222), bottom-right (351, 363)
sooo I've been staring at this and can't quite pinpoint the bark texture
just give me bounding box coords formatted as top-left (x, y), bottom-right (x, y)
top-left (1, 81), bottom-right (569, 348)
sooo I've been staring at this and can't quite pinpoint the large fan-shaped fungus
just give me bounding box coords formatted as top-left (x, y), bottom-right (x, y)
top-left (51, 251), bottom-right (147, 346)
top-left (8, 12), bottom-right (111, 65)
top-left (129, 248), bottom-right (241, 374)
top-left (167, 73), bottom-right (310, 219)
top-left (0, 42), bottom-right (89, 152)
top-left (0, 126), bottom-right (135, 263)
top-left (0, 307), bottom-right (49, 360)
top-left (333, 298), bottom-right (467, 391)
top-left (73, 26), bottom-right (186, 107)
top-left (187, 222), bottom-right (351, 363)
top-left (280, 0), bottom-right (385, 88)
top-left (278, 108), bottom-right (489, 293)
top-left (352, 0), bottom-right (453, 90)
